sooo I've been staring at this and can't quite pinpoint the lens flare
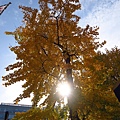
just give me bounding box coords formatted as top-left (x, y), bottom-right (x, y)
top-left (57, 82), bottom-right (71, 97)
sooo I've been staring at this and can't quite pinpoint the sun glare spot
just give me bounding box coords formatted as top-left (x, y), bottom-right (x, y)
top-left (57, 82), bottom-right (71, 97)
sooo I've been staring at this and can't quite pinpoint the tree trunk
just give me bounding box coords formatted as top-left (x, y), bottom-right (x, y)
top-left (65, 56), bottom-right (80, 120)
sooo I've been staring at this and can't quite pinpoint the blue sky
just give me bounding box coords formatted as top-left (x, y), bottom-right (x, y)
top-left (0, 0), bottom-right (120, 105)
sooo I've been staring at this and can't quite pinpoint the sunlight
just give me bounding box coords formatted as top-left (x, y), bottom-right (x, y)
top-left (57, 82), bottom-right (71, 97)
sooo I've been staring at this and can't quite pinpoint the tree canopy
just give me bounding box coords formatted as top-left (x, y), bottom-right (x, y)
top-left (2, 0), bottom-right (120, 119)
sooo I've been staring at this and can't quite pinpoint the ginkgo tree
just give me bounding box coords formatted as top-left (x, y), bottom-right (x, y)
top-left (3, 0), bottom-right (119, 119)
top-left (75, 47), bottom-right (120, 120)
